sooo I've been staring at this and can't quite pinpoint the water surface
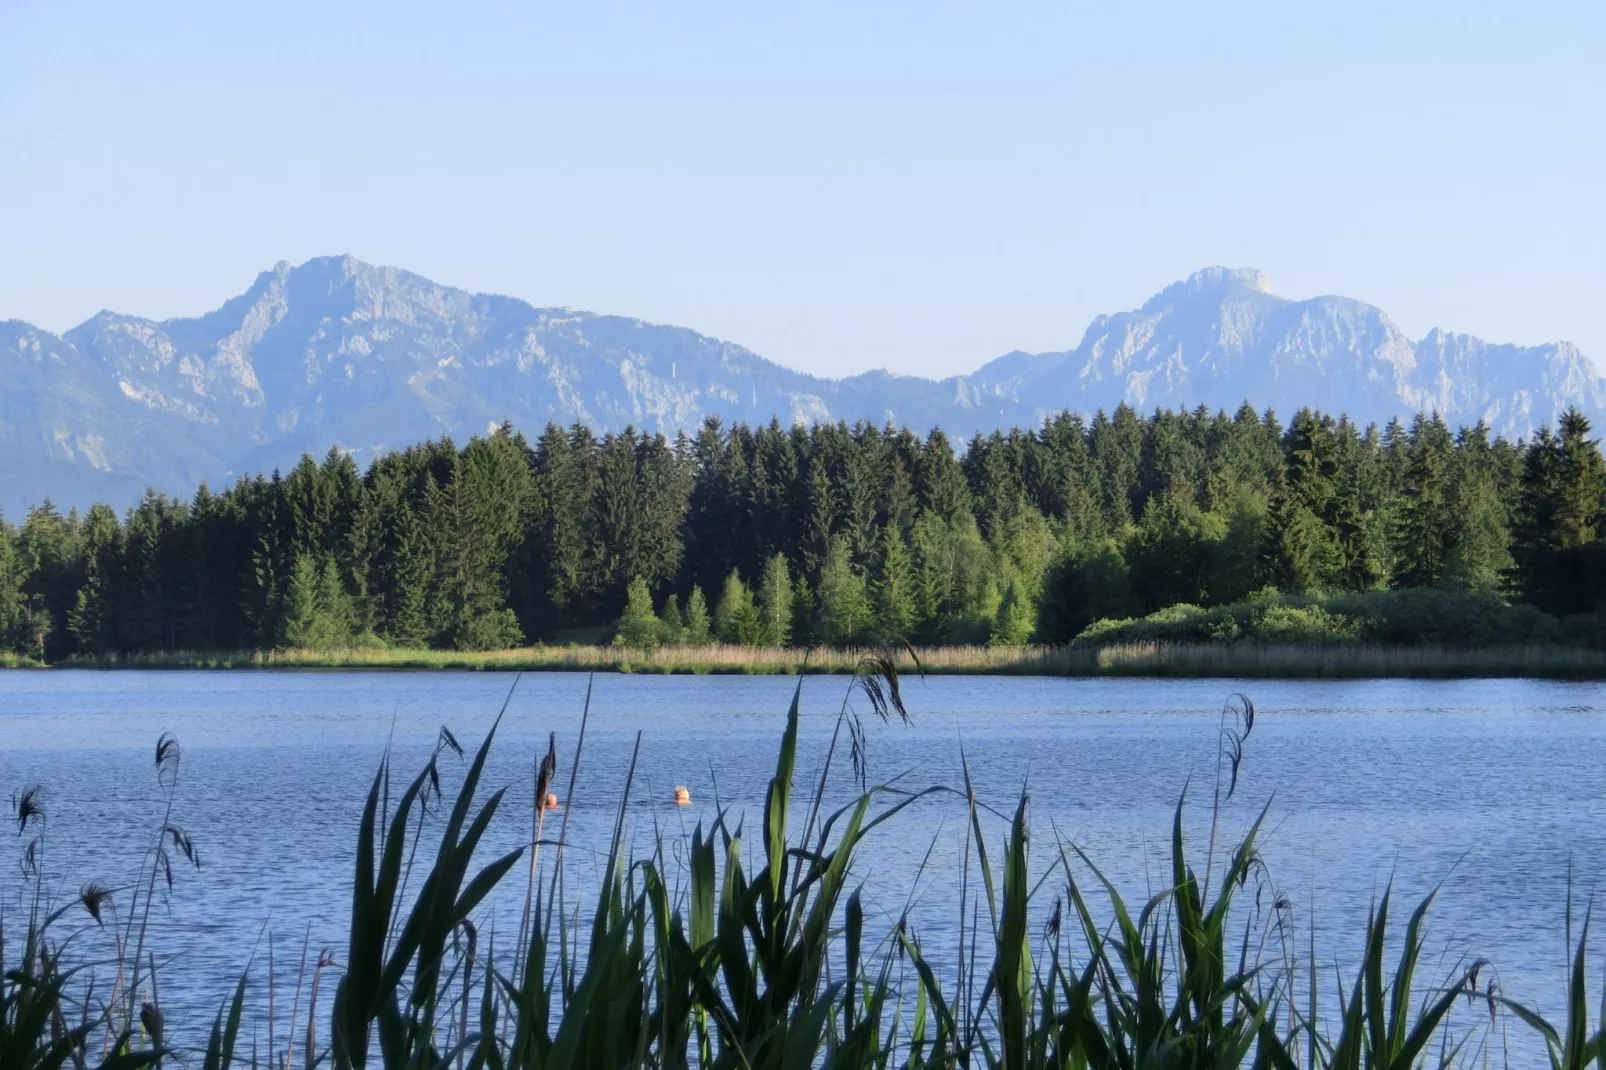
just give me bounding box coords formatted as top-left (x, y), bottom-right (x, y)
top-left (1, 670), bottom-right (1601, 1055)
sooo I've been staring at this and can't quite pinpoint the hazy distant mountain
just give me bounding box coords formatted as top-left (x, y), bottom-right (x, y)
top-left (2, 257), bottom-right (1600, 515)
top-left (962, 267), bottom-right (1605, 433)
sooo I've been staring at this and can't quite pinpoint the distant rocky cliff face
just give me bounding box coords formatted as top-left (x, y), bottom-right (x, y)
top-left (962, 266), bottom-right (1603, 435)
top-left (2, 257), bottom-right (1599, 514)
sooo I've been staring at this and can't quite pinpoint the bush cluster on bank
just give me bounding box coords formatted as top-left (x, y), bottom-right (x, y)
top-left (1075, 587), bottom-right (1606, 648)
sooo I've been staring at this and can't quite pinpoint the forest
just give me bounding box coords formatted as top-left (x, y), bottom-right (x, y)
top-left (0, 402), bottom-right (1603, 662)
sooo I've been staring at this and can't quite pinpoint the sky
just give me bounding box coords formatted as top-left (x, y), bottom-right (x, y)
top-left (1, 1), bottom-right (1601, 379)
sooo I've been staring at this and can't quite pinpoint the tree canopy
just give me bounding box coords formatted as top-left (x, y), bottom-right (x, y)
top-left (0, 405), bottom-right (1602, 660)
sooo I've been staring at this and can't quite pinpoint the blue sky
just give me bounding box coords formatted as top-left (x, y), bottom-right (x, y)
top-left (1, 1), bottom-right (1600, 378)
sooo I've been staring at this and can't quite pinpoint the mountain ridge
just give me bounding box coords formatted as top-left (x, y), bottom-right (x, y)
top-left (2, 256), bottom-right (1600, 515)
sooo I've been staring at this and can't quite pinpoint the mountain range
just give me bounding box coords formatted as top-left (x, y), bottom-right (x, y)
top-left (3, 257), bottom-right (1601, 516)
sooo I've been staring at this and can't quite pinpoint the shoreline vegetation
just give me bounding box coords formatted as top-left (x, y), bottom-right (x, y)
top-left (54, 638), bottom-right (1606, 677)
top-left (6, 675), bottom-right (1606, 1068)
top-left (2, 407), bottom-right (1605, 676)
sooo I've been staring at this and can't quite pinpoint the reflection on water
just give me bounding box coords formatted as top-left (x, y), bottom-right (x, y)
top-left (1, 670), bottom-right (1602, 1054)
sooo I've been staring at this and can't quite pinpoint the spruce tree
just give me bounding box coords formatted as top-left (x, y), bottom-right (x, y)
top-left (916, 429), bottom-right (972, 521)
top-left (1555, 409), bottom-right (1605, 549)
top-left (873, 523), bottom-right (916, 640)
top-left (790, 575), bottom-right (817, 647)
top-left (381, 491), bottom-right (432, 648)
top-left (16, 501), bottom-right (86, 659)
top-left (801, 455), bottom-right (835, 577)
top-left (1274, 411), bottom-right (1343, 591)
top-left (683, 586), bottom-right (713, 644)
top-left (1274, 500), bottom-right (1338, 594)
top-left (909, 511), bottom-right (953, 642)
top-left (816, 535), bottom-right (872, 644)
top-left (1516, 410), bottom-right (1606, 612)
top-left (1443, 424), bottom-right (1514, 593)
top-left (315, 556), bottom-right (355, 646)
top-left (282, 554), bottom-right (324, 649)
top-left (1330, 421), bottom-right (1391, 591)
top-left (0, 518), bottom-right (37, 656)
top-left (882, 457), bottom-right (917, 536)
top-left (1090, 405), bottom-right (1144, 533)
top-left (1394, 414), bottom-right (1456, 588)
top-left (657, 592), bottom-right (684, 645)
top-left (614, 577), bottom-right (662, 647)
top-left (69, 503), bottom-right (120, 655)
top-left (990, 577), bottom-right (1035, 646)
top-left (714, 570), bottom-right (761, 644)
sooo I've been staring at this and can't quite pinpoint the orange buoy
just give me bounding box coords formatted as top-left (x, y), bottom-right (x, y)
top-left (544, 793), bottom-right (560, 810)
top-left (673, 786), bottom-right (691, 806)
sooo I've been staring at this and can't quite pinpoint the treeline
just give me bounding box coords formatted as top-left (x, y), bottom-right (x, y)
top-left (0, 403), bottom-right (1603, 661)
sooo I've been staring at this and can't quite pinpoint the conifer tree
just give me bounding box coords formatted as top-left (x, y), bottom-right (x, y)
top-left (282, 554), bottom-right (324, 649)
top-left (946, 516), bottom-right (1001, 630)
top-left (714, 570), bottom-right (761, 644)
top-left (7, 404), bottom-right (1606, 661)
top-left (1274, 411), bottom-right (1343, 591)
top-left (429, 436), bottom-right (530, 650)
top-left (873, 523), bottom-right (916, 640)
top-left (801, 455), bottom-right (835, 577)
top-left (276, 553), bottom-right (355, 650)
top-left (315, 556), bottom-right (355, 645)
top-left (1443, 424), bottom-right (1514, 593)
top-left (990, 577), bottom-right (1035, 646)
top-left (816, 535), bottom-right (872, 644)
top-left (882, 457), bottom-right (917, 536)
top-left (1330, 422), bottom-right (1392, 591)
top-left (69, 504), bottom-right (120, 655)
top-left (1554, 409), bottom-right (1605, 549)
top-left (790, 575), bottom-right (817, 647)
top-left (16, 501), bottom-right (85, 659)
top-left (614, 577), bottom-right (661, 647)
top-left (1516, 410), bottom-right (1606, 612)
top-left (1090, 405), bottom-right (1144, 532)
top-left (916, 429), bottom-right (972, 521)
top-left (657, 592), bottom-right (684, 645)
top-left (1394, 414), bottom-right (1456, 588)
top-left (528, 424), bottom-right (600, 627)
top-left (380, 490), bottom-right (432, 648)
top-left (909, 511), bottom-right (953, 643)
top-left (0, 518), bottom-right (38, 656)
top-left (1274, 500), bottom-right (1338, 594)
top-left (683, 585), bottom-right (713, 644)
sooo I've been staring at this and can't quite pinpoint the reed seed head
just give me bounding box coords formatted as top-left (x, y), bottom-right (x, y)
top-left (79, 880), bottom-right (112, 924)
top-left (13, 784), bottom-right (43, 835)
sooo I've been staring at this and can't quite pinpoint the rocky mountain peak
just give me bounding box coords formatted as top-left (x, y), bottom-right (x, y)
top-left (0, 257), bottom-right (1598, 515)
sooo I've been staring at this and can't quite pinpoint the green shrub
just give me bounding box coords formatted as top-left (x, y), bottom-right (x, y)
top-left (1074, 587), bottom-right (1582, 648)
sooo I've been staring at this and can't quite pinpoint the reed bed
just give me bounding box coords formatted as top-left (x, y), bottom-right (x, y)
top-left (1085, 640), bottom-right (1606, 678)
top-left (59, 639), bottom-right (1606, 678)
top-left (5, 670), bottom-right (1605, 1070)
top-left (60, 643), bottom-right (1073, 674)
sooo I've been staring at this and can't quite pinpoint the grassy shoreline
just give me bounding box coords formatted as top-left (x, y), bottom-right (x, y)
top-left (48, 638), bottom-right (1606, 677)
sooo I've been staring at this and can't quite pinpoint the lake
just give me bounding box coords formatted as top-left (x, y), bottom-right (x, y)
top-left (2, 670), bottom-right (1603, 1057)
